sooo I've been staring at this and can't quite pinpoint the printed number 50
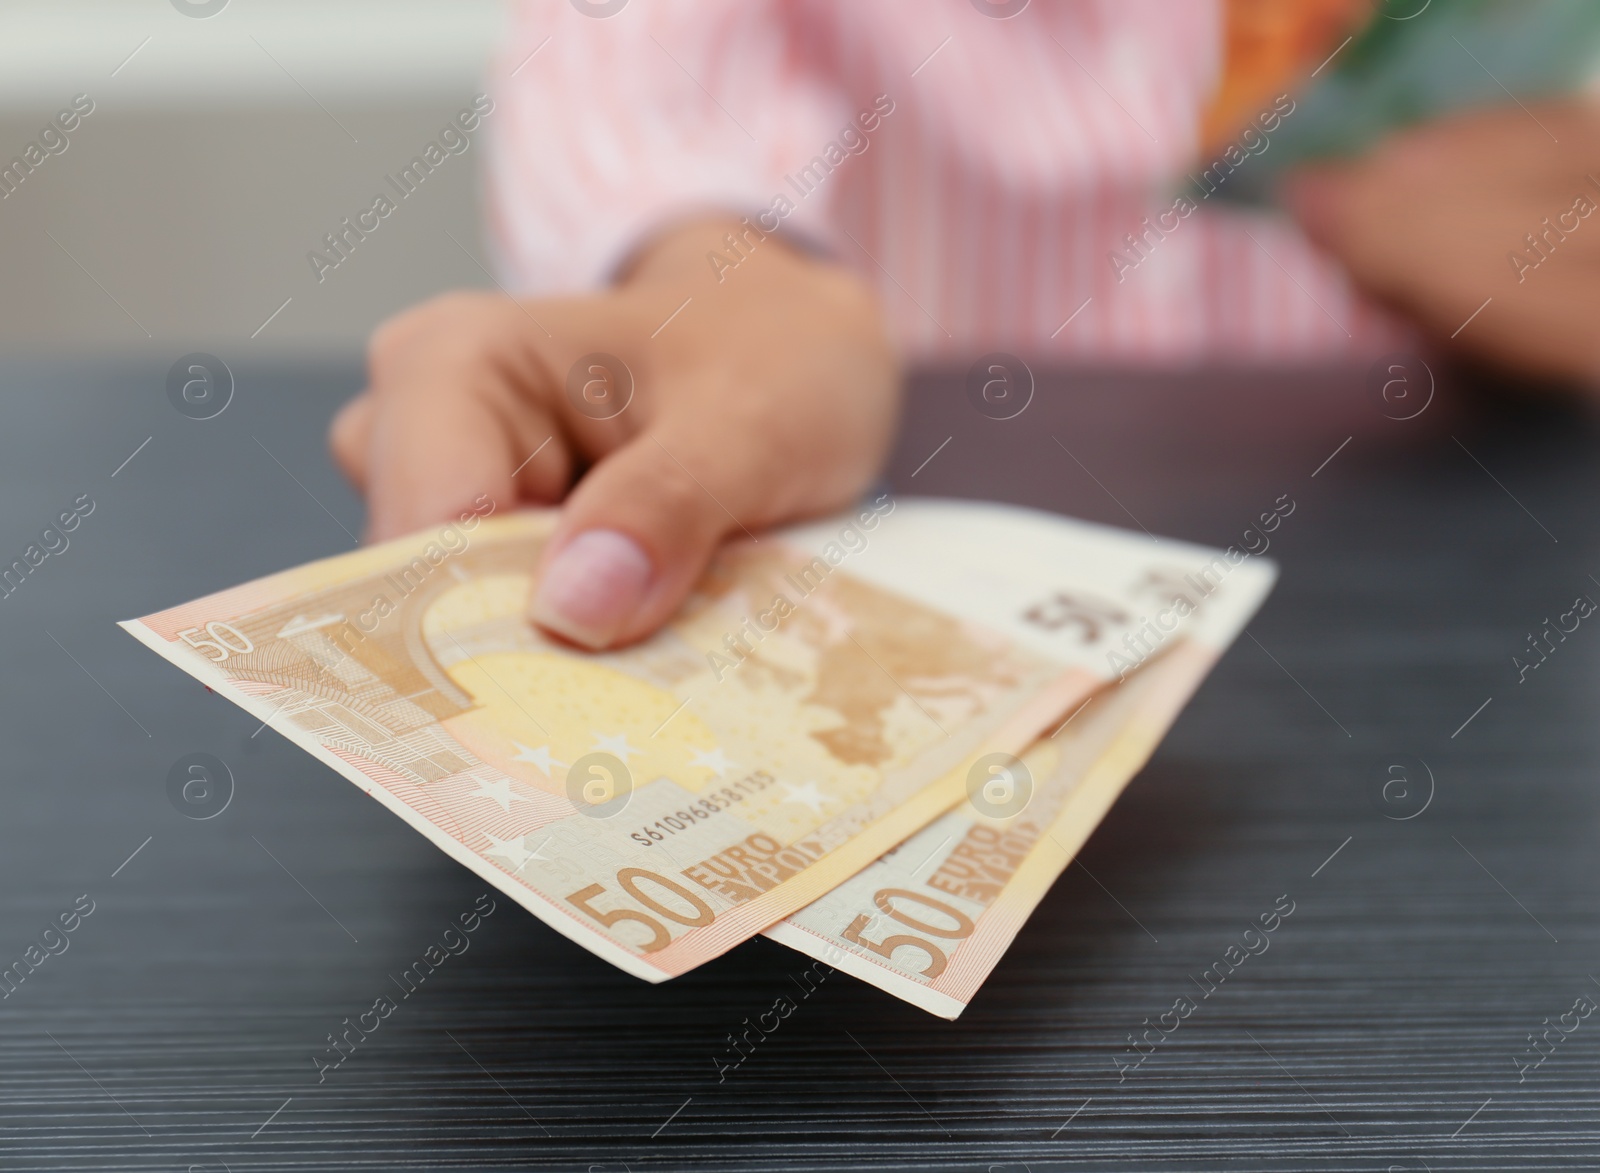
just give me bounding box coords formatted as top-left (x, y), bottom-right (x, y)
top-left (841, 889), bottom-right (974, 979)
top-left (567, 868), bottom-right (715, 954)
top-left (178, 622), bottom-right (254, 662)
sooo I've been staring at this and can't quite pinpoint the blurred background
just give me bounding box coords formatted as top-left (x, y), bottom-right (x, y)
top-left (11, 0), bottom-right (1600, 359)
top-left (0, 0), bottom-right (503, 355)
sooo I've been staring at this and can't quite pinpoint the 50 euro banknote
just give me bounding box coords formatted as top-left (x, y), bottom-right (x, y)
top-left (122, 496), bottom-right (1266, 982)
top-left (764, 547), bottom-right (1275, 1017)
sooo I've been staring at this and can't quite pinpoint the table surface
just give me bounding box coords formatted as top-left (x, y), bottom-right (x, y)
top-left (2, 356), bottom-right (1598, 1172)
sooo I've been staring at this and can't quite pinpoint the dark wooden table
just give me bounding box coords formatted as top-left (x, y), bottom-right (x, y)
top-left (2, 355), bottom-right (1597, 1171)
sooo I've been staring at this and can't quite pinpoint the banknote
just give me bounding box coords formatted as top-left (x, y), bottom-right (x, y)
top-left (764, 548), bottom-right (1275, 1017)
top-left (122, 496), bottom-right (1264, 982)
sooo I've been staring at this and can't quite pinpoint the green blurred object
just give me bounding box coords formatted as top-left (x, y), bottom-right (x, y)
top-left (1216, 0), bottom-right (1600, 203)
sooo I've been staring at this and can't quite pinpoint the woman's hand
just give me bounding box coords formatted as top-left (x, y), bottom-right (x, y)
top-left (1286, 98), bottom-right (1600, 384)
top-left (330, 218), bottom-right (900, 649)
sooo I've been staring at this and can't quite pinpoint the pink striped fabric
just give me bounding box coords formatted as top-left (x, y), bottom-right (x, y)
top-left (485, 0), bottom-right (1404, 363)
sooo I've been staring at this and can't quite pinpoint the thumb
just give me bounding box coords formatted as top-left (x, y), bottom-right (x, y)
top-left (529, 424), bottom-right (771, 649)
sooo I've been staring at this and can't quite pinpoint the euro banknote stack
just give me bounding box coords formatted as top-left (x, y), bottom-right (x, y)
top-left (124, 497), bottom-right (1273, 1018)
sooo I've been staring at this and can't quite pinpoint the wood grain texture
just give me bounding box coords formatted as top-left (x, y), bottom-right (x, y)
top-left (0, 357), bottom-right (1595, 1170)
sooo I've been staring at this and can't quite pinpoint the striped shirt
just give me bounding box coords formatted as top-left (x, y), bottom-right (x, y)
top-left (486, 0), bottom-right (1404, 363)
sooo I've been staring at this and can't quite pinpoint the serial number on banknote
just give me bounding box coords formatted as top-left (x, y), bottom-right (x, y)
top-left (629, 770), bottom-right (777, 848)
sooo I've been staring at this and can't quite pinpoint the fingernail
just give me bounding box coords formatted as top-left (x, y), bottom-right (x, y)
top-left (531, 529), bottom-right (652, 649)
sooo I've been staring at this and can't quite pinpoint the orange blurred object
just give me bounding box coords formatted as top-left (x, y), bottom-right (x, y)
top-left (1200, 0), bottom-right (1373, 155)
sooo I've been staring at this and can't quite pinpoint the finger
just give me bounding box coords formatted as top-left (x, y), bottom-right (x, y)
top-left (364, 381), bottom-right (572, 540)
top-left (359, 293), bottom-right (579, 541)
top-left (364, 385), bottom-right (515, 541)
top-left (1447, 262), bottom-right (1600, 385)
top-left (328, 393), bottom-right (375, 493)
top-left (507, 422), bottom-right (575, 506)
top-left (528, 421), bottom-right (783, 649)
